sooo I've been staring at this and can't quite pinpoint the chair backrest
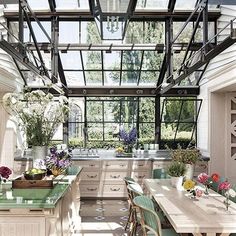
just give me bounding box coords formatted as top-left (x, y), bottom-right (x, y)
top-left (152, 168), bottom-right (170, 179)
top-left (124, 177), bottom-right (136, 186)
top-left (133, 195), bottom-right (162, 236)
top-left (127, 183), bottom-right (143, 198)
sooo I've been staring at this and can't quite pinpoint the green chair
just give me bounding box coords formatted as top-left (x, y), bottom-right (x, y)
top-left (152, 168), bottom-right (170, 179)
top-left (126, 183), bottom-right (144, 235)
top-left (133, 195), bottom-right (179, 236)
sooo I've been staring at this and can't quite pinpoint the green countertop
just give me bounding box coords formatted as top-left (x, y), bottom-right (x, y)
top-left (0, 166), bottom-right (82, 209)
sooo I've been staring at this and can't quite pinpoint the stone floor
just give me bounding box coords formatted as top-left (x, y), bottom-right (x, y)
top-left (74, 199), bottom-right (130, 236)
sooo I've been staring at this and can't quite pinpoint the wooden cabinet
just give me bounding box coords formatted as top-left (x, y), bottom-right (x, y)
top-left (67, 159), bottom-right (209, 199)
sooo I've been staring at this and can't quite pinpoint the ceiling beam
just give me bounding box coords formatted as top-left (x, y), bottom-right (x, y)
top-left (160, 29), bottom-right (236, 94)
top-left (65, 86), bottom-right (199, 97)
top-left (4, 11), bottom-right (220, 21)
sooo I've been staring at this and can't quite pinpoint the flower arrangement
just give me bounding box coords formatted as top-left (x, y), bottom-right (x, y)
top-left (3, 90), bottom-right (70, 147)
top-left (197, 172), bottom-right (220, 195)
top-left (44, 147), bottom-right (72, 175)
top-left (183, 179), bottom-right (203, 199)
top-left (0, 166), bottom-right (12, 182)
top-left (218, 180), bottom-right (236, 211)
top-left (119, 127), bottom-right (137, 153)
top-left (170, 144), bottom-right (201, 165)
top-left (166, 161), bottom-right (186, 177)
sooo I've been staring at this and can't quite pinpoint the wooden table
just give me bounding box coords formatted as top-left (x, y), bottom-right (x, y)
top-left (144, 179), bottom-right (236, 236)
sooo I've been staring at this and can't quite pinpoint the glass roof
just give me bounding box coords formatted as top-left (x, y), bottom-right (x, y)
top-left (1, 0), bottom-right (226, 94)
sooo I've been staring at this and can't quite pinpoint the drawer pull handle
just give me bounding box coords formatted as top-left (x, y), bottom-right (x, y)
top-left (135, 175), bottom-right (145, 179)
top-left (138, 164), bottom-right (144, 167)
top-left (29, 181), bottom-right (37, 184)
top-left (110, 175), bottom-right (120, 179)
top-left (87, 187), bottom-right (97, 191)
top-left (87, 174), bottom-right (97, 178)
top-left (105, 164), bottom-right (110, 167)
top-left (120, 164), bottom-right (125, 167)
top-left (89, 164), bottom-right (95, 167)
top-left (110, 187), bottom-right (120, 191)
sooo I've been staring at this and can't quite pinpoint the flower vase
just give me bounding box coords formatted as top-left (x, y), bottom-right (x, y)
top-left (125, 145), bottom-right (133, 154)
top-left (51, 167), bottom-right (65, 177)
top-left (204, 185), bottom-right (209, 195)
top-left (224, 195), bottom-right (230, 211)
top-left (32, 146), bottom-right (48, 168)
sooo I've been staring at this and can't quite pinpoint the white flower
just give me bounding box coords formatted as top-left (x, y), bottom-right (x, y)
top-left (228, 188), bottom-right (236, 198)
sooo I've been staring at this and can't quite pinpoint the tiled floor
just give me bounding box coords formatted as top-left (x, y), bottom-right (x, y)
top-left (74, 199), bottom-right (130, 236)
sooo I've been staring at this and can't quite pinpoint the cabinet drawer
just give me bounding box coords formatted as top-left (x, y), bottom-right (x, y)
top-left (131, 161), bottom-right (152, 170)
top-left (102, 161), bottom-right (129, 170)
top-left (80, 184), bottom-right (100, 197)
top-left (153, 161), bottom-right (170, 169)
top-left (101, 171), bottom-right (129, 182)
top-left (73, 161), bottom-right (100, 170)
top-left (102, 184), bottom-right (127, 197)
top-left (80, 171), bottom-right (100, 181)
top-left (131, 171), bottom-right (151, 182)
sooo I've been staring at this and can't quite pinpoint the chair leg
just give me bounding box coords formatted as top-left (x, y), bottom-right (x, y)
top-left (125, 205), bottom-right (132, 230)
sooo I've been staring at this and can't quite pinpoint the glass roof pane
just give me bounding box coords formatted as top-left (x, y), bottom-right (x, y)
top-left (142, 51), bottom-right (163, 70)
top-left (23, 71), bottom-right (46, 87)
top-left (65, 71), bottom-right (85, 86)
top-left (82, 52), bottom-right (102, 70)
top-left (59, 22), bottom-right (79, 43)
top-left (60, 52), bottom-right (82, 70)
top-left (55, 0), bottom-right (89, 10)
top-left (104, 71), bottom-right (120, 86)
top-left (122, 71), bottom-right (139, 85)
top-left (136, 0), bottom-right (168, 9)
top-left (86, 71), bottom-right (103, 85)
top-left (27, 0), bottom-right (50, 10)
top-left (81, 22), bottom-right (102, 44)
top-left (103, 51), bottom-right (121, 70)
top-left (139, 71), bottom-right (159, 85)
top-left (24, 22), bottom-right (51, 43)
top-left (122, 51), bottom-right (142, 70)
top-left (174, 0), bottom-right (197, 10)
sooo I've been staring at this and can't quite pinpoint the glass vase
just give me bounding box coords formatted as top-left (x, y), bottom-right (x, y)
top-left (204, 185), bottom-right (209, 195)
top-left (224, 195), bottom-right (230, 211)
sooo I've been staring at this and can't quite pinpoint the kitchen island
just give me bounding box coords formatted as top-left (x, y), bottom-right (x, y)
top-left (0, 166), bottom-right (82, 236)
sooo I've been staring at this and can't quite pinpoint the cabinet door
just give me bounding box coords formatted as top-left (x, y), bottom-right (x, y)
top-left (80, 171), bottom-right (100, 181)
top-left (152, 161), bottom-right (170, 170)
top-left (131, 171), bottom-right (151, 183)
top-left (80, 184), bottom-right (100, 197)
top-left (73, 160), bottom-right (100, 171)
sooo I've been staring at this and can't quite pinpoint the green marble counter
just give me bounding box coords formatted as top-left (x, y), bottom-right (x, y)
top-left (0, 166), bottom-right (82, 209)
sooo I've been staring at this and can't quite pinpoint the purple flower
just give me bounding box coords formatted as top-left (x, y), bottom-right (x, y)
top-left (44, 146), bottom-right (72, 171)
top-left (119, 127), bottom-right (137, 145)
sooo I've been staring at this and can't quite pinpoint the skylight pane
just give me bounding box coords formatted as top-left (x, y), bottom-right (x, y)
top-left (56, 0), bottom-right (89, 10)
top-left (136, 0), bottom-right (168, 9)
top-left (103, 51), bottom-right (121, 70)
top-left (60, 52), bottom-right (82, 70)
top-left (122, 71), bottom-right (139, 85)
top-left (139, 71), bottom-right (159, 85)
top-left (65, 71), bottom-right (85, 86)
top-left (104, 71), bottom-right (120, 86)
top-left (82, 52), bottom-right (102, 70)
top-left (86, 71), bottom-right (103, 85)
top-left (27, 0), bottom-right (50, 10)
top-left (122, 51), bottom-right (142, 70)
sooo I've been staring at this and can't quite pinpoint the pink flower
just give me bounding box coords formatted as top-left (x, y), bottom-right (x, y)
top-left (195, 189), bottom-right (203, 197)
top-left (218, 181), bottom-right (231, 191)
top-left (197, 173), bottom-right (209, 184)
top-left (0, 166), bottom-right (12, 179)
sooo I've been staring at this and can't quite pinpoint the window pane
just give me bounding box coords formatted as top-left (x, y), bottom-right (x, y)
top-left (140, 98), bottom-right (155, 122)
top-left (87, 101), bottom-right (103, 122)
top-left (88, 123), bottom-right (103, 140)
top-left (121, 99), bottom-right (138, 123)
top-left (161, 123), bottom-right (177, 140)
top-left (85, 71), bottom-right (103, 85)
top-left (139, 123), bottom-right (155, 141)
top-left (104, 123), bottom-right (120, 140)
top-left (104, 71), bottom-right (120, 85)
top-left (60, 52), bottom-right (82, 70)
top-left (65, 71), bottom-right (85, 86)
top-left (104, 101), bottom-right (120, 122)
top-left (59, 22), bottom-right (79, 43)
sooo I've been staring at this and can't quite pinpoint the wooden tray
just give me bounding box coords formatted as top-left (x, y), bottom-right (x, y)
top-left (12, 177), bottom-right (53, 189)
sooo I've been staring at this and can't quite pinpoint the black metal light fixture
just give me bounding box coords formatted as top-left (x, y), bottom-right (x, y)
top-left (89, 0), bottom-right (137, 40)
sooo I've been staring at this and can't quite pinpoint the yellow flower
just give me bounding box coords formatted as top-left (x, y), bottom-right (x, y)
top-left (116, 147), bottom-right (124, 153)
top-left (183, 179), bottom-right (195, 190)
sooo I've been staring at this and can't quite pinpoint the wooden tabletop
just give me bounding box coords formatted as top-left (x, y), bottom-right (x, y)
top-left (144, 179), bottom-right (236, 236)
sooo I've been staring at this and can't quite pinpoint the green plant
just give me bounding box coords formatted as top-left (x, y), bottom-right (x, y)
top-left (170, 145), bottom-right (201, 165)
top-left (166, 161), bottom-right (186, 177)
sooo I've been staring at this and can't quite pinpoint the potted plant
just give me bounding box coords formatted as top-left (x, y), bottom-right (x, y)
top-left (166, 161), bottom-right (186, 189)
top-left (170, 145), bottom-right (201, 179)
